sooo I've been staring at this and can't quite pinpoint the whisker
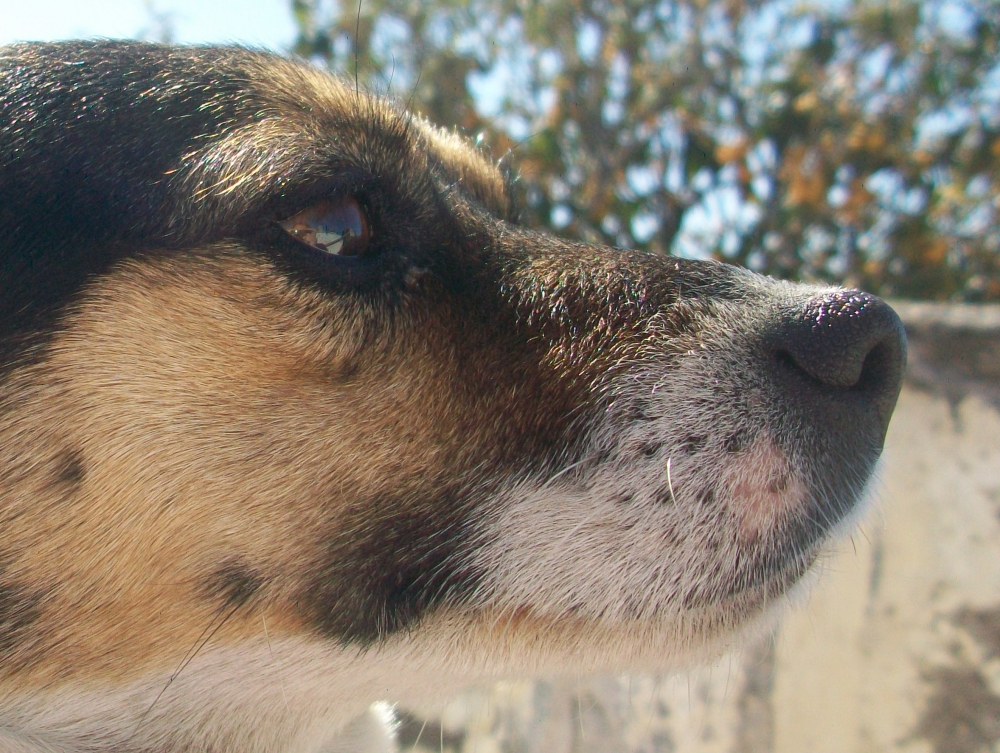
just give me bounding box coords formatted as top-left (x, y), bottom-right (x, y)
top-left (130, 595), bottom-right (250, 740)
top-left (666, 457), bottom-right (678, 505)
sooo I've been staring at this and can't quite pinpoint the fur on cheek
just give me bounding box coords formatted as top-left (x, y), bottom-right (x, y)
top-left (467, 355), bottom-right (818, 633)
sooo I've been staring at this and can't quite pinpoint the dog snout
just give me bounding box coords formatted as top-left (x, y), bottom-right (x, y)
top-left (772, 290), bottom-right (907, 439)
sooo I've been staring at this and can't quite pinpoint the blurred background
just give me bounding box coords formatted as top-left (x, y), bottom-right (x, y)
top-left (2, 2), bottom-right (999, 751)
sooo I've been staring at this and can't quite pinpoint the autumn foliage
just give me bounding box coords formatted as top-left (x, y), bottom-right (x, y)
top-left (293, 0), bottom-right (1000, 301)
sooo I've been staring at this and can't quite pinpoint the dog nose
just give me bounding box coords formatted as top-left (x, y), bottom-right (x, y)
top-left (773, 290), bottom-right (906, 431)
top-left (777, 291), bottom-right (905, 389)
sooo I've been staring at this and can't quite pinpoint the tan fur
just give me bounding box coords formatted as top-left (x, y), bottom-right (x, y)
top-left (2, 248), bottom-right (467, 684)
top-left (0, 42), bottom-right (905, 752)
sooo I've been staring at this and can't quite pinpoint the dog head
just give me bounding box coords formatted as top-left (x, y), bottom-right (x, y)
top-left (0, 41), bottom-right (904, 752)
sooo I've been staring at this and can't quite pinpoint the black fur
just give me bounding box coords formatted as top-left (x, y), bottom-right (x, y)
top-left (0, 40), bottom-right (906, 668)
top-left (0, 42), bottom-right (261, 372)
top-left (207, 562), bottom-right (264, 609)
top-left (302, 491), bottom-right (481, 646)
top-left (52, 449), bottom-right (86, 488)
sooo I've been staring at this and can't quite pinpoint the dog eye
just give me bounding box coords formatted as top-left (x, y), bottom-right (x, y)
top-left (280, 197), bottom-right (370, 257)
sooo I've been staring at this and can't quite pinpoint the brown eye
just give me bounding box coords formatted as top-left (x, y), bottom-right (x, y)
top-left (280, 197), bottom-right (370, 257)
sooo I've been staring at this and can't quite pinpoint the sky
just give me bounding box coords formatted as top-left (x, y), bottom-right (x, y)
top-left (0, 0), bottom-right (297, 50)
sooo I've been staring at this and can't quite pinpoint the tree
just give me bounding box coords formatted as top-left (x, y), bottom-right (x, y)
top-left (291, 0), bottom-right (1000, 302)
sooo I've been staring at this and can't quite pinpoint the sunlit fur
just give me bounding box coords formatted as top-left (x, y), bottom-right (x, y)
top-left (0, 42), bottom-right (902, 752)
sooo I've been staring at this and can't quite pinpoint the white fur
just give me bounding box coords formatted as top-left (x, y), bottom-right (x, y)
top-left (472, 345), bottom-right (813, 627)
top-left (1, 593), bottom-right (795, 753)
top-left (0, 313), bottom-right (848, 753)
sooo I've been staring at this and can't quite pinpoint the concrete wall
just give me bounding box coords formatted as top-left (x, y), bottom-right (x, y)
top-left (398, 302), bottom-right (1000, 753)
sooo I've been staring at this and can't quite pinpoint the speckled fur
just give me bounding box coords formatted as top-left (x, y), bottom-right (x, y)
top-left (0, 41), bottom-right (900, 753)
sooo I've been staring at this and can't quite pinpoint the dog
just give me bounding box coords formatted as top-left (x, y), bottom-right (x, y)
top-left (0, 41), bottom-right (905, 753)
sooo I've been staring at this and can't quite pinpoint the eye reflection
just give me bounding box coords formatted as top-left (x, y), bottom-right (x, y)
top-left (280, 197), bottom-right (370, 257)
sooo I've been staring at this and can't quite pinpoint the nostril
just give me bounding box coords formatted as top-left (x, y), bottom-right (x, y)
top-left (856, 341), bottom-right (894, 392)
top-left (774, 290), bottom-right (906, 393)
top-left (774, 340), bottom-right (890, 392)
top-left (774, 348), bottom-right (798, 374)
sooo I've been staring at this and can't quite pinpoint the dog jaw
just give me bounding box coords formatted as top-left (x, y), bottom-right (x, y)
top-left (0, 41), bottom-right (905, 752)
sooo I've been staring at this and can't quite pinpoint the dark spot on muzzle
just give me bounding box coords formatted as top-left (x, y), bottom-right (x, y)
top-left (723, 431), bottom-right (751, 454)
